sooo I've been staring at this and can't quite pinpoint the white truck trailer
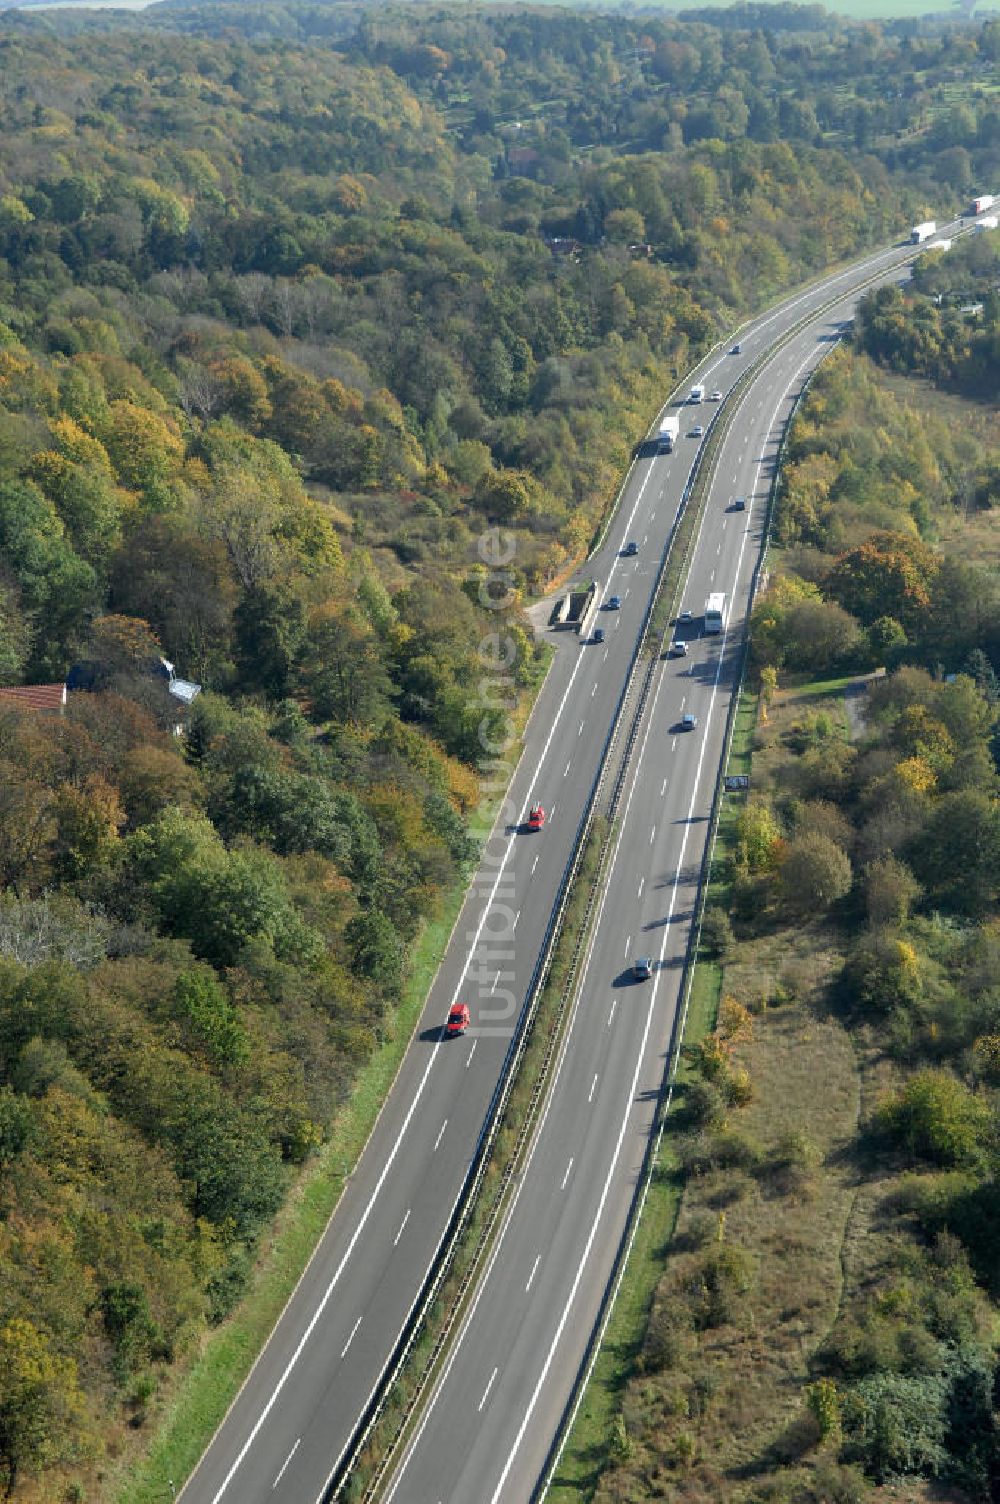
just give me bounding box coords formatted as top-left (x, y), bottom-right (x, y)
top-left (910, 220), bottom-right (937, 243)
top-left (657, 413), bottom-right (680, 452)
top-left (704, 592), bottom-right (726, 634)
top-left (971, 194), bottom-right (995, 215)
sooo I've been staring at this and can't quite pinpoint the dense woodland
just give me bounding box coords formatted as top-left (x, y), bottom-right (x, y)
top-left (592, 295), bottom-right (1000, 1491)
top-left (0, 1), bottom-right (997, 1497)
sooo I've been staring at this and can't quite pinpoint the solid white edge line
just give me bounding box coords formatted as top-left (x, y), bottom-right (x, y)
top-left (202, 231), bottom-right (927, 1504)
top-left (540, 315), bottom-right (848, 1504)
top-left (486, 323), bottom-right (791, 1504)
top-left (386, 397), bottom-right (736, 1498)
top-left (393, 277), bottom-right (856, 1501)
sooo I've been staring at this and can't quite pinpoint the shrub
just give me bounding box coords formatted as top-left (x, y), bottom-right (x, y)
top-left (722, 1066), bottom-right (753, 1107)
top-left (807, 1377), bottom-right (841, 1442)
top-left (700, 904), bottom-right (734, 958)
top-left (877, 1069), bottom-right (989, 1168)
top-left (641, 1296), bottom-right (692, 1373)
top-left (841, 1370), bottom-right (948, 1482)
top-left (682, 1129), bottom-right (764, 1175)
top-left (779, 831), bottom-right (852, 916)
top-left (692, 1241), bottom-right (753, 1329)
top-left (718, 995), bottom-right (753, 1041)
top-left (683, 1077), bottom-right (726, 1130)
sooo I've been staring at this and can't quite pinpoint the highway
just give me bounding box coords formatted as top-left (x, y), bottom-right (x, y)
top-left (380, 217), bottom-right (972, 1502)
top-left (180, 216), bottom-right (966, 1504)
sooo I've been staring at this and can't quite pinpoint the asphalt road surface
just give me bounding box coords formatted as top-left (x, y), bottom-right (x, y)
top-left (181, 215), bottom-right (966, 1504)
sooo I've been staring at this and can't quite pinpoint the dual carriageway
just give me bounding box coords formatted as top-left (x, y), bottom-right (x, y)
top-left (183, 215), bottom-right (968, 1504)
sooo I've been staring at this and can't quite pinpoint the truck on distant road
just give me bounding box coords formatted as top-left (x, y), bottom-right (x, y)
top-left (971, 195), bottom-right (995, 215)
top-left (910, 220), bottom-right (936, 243)
top-left (704, 592), bottom-right (726, 634)
top-left (688, 384), bottom-right (705, 403)
top-left (657, 413), bottom-right (680, 452)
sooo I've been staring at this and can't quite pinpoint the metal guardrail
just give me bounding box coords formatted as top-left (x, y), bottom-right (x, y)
top-left (336, 360), bottom-right (708, 1503)
top-left (355, 341), bottom-right (762, 1501)
top-left (331, 232), bottom-right (957, 1502)
top-left (533, 248), bottom-right (939, 1498)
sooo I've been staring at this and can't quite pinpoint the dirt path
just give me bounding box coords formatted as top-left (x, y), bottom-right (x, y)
top-left (844, 668), bottom-right (884, 742)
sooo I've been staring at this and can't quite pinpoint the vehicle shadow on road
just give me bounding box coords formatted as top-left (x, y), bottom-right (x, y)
top-left (612, 968), bottom-right (651, 987)
top-left (642, 910), bottom-right (691, 931)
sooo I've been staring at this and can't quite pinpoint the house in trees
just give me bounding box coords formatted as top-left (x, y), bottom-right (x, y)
top-left (68, 654), bottom-right (201, 733)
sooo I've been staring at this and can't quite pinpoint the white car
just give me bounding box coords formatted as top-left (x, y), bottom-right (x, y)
top-left (710, 389), bottom-right (723, 401)
top-left (690, 424), bottom-right (704, 438)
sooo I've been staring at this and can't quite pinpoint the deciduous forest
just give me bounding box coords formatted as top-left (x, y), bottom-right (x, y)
top-left (0, 1), bottom-right (998, 1497)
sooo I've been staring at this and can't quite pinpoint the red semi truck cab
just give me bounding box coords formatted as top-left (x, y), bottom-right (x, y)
top-left (528, 804), bottom-right (545, 831)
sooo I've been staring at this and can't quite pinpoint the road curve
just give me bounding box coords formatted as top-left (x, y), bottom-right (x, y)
top-left (180, 216), bottom-right (965, 1504)
top-left (380, 219), bottom-right (968, 1503)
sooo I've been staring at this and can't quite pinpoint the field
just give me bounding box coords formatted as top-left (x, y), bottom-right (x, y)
top-left (557, 671), bottom-right (991, 1501)
top-left (874, 371), bottom-right (1000, 572)
top-left (654, 0), bottom-right (1000, 16)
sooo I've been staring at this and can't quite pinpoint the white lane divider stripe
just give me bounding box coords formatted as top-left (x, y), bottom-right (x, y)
top-left (478, 1367), bottom-right (499, 1412)
top-left (273, 1438), bottom-right (300, 1490)
top-left (340, 1318), bottom-right (361, 1360)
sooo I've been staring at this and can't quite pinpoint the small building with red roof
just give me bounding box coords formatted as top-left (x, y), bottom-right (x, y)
top-left (0, 683), bottom-right (67, 714)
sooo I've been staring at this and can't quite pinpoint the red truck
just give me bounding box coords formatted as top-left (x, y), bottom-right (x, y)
top-left (527, 804), bottom-right (545, 831)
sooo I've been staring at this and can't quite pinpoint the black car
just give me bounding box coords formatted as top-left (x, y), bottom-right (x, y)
top-left (592, 627), bottom-right (606, 644)
top-left (632, 957), bottom-right (653, 981)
